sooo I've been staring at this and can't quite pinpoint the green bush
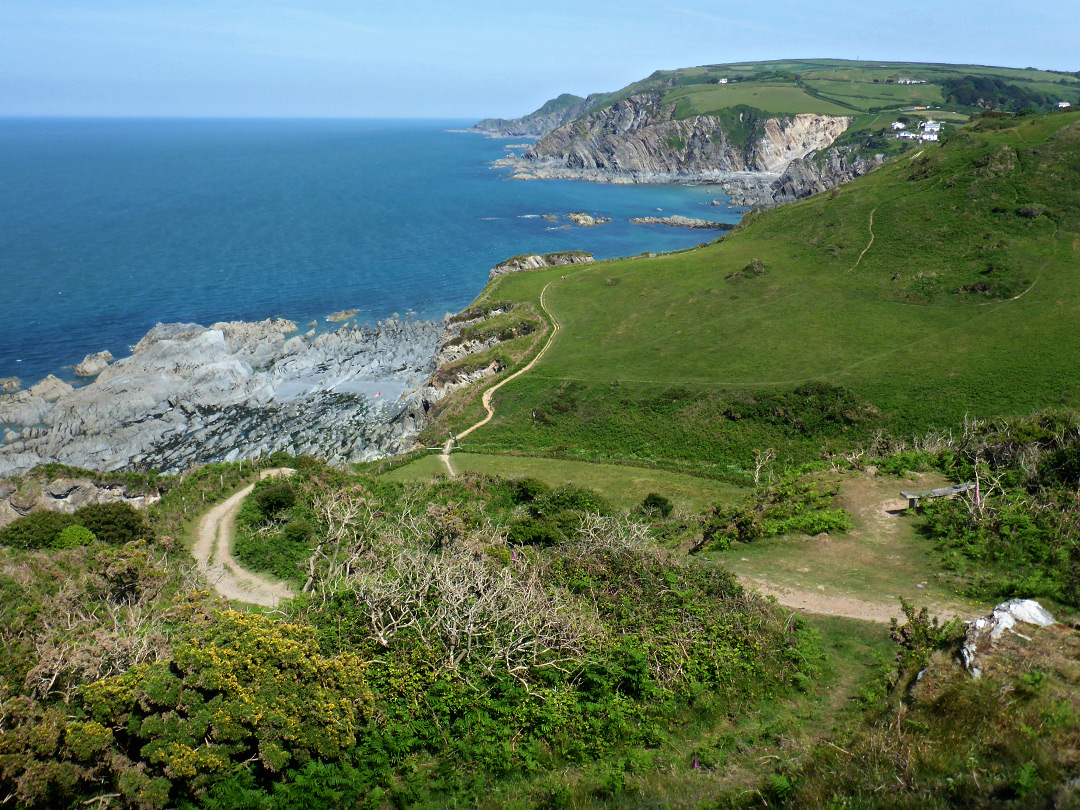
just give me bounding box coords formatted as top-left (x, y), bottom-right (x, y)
top-left (0, 510), bottom-right (76, 549)
top-left (53, 525), bottom-right (96, 549)
top-left (640, 492), bottom-right (673, 518)
top-left (506, 516), bottom-right (564, 547)
top-left (253, 482), bottom-right (297, 519)
top-left (72, 502), bottom-right (150, 545)
top-left (509, 477), bottom-right (550, 504)
top-left (529, 485), bottom-right (608, 519)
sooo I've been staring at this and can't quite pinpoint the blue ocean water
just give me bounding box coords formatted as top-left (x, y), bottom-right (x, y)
top-left (0, 118), bottom-right (741, 387)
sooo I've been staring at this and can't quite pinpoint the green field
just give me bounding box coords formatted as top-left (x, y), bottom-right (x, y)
top-left (385, 452), bottom-right (745, 511)
top-left (666, 82), bottom-right (855, 116)
top-left (425, 112), bottom-right (1080, 481)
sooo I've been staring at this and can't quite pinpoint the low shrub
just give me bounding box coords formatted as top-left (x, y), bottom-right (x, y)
top-left (529, 485), bottom-right (608, 519)
top-left (0, 510), bottom-right (76, 549)
top-left (253, 482), bottom-right (297, 519)
top-left (640, 492), bottom-right (673, 518)
top-left (52, 525), bottom-right (95, 549)
top-left (72, 502), bottom-right (150, 545)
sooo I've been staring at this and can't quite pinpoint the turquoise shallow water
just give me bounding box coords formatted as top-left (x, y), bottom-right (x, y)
top-left (0, 118), bottom-right (741, 386)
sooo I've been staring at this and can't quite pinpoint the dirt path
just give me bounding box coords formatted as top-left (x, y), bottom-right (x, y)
top-left (192, 468), bottom-right (297, 608)
top-left (851, 207), bottom-right (876, 270)
top-left (456, 280), bottom-right (560, 442)
top-left (744, 578), bottom-right (907, 623)
top-left (439, 438), bottom-right (457, 477)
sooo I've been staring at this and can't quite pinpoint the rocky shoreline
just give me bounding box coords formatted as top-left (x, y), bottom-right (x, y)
top-left (0, 316), bottom-right (463, 476)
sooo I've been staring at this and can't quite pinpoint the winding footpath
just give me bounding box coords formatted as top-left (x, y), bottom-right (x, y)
top-left (851, 207), bottom-right (876, 270)
top-left (192, 468), bottom-right (297, 607)
top-left (455, 280), bottom-right (561, 444)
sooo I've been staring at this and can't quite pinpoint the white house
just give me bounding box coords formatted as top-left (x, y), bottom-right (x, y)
top-left (891, 121), bottom-right (906, 130)
top-left (1059, 101), bottom-right (1072, 108)
top-left (896, 131), bottom-right (919, 140)
top-left (718, 78), bottom-right (729, 84)
top-left (921, 132), bottom-right (939, 142)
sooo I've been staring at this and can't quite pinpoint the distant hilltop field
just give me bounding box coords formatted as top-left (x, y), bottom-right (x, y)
top-left (475, 58), bottom-right (1080, 206)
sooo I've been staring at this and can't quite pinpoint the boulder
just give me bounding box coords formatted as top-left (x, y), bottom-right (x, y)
top-left (74, 350), bottom-right (114, 377)
top-left (0, 377), bottom-right (18, 393)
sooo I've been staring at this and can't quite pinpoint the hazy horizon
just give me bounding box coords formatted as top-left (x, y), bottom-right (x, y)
top-left (3, 0), bottom-right (1077, 119)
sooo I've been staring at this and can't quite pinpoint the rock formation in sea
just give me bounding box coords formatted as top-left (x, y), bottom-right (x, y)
top-left (492, 94), bottom-right (882, 207)
top-left (629, 215), bottom-right (734, 230)
top-left (567, 212), bottom-right (610, 227)
top-left (73, 351), bottom-right (115, 377)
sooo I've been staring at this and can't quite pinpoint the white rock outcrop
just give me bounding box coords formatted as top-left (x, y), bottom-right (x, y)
top-left (961, 598), bottom-right (1056, 678)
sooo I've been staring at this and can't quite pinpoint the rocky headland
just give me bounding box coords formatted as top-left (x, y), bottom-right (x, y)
top-left (488, 251), bottom-right (594, 282)
top-left (491, 94), bottom-right (882, 207)
top-left (469, 93), bottom-right (609, 139)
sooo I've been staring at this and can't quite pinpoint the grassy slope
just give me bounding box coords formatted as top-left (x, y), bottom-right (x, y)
top-left (386, 451), bottom-right (745, 511)
top-left (427, 112), bottom-right (1080, 481)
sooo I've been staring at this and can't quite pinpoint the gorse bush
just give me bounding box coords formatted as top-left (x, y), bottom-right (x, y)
top-left (640, 492), bottom-right (673, 518)
top-left (74, 502), bottom-right (149, 545)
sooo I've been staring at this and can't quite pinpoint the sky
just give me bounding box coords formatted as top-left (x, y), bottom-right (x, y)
top-left (2, 0), bottom-right (1077, 118)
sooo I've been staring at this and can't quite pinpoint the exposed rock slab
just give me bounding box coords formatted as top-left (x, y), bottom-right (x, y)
top-left (0, 475), bottom-right (160, 529)
top-left (0, 377), bottom-right (19, 394)
top-left (0, 317), bottom-right (445, 476)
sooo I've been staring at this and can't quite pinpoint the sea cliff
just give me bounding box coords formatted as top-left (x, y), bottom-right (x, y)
top-left (493, 94), bottom-right (879, 206)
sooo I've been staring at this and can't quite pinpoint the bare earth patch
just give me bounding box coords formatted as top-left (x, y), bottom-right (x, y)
top-left (722, 471), bottom-right (985, 623)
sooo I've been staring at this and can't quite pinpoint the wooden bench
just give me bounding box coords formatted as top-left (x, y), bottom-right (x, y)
top-left (900, 482), bottom-right (975, 510)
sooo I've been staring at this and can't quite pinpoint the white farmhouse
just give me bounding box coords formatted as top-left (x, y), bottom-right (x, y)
top-left (1059, 101), bottom-right (1072, 108)
top-left (891, 121), bottom-right (906, 130)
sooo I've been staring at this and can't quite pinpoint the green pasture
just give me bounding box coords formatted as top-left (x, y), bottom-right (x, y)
top-left (384, 452), bottom-right (745, 512)
top-left (664, 82), bottom-right (855, 117)
top-left (437, 113), bottom-right (1080, 478)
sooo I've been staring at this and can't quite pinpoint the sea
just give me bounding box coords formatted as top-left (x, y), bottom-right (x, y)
top-left (0, 118), bottom-right (742, 388)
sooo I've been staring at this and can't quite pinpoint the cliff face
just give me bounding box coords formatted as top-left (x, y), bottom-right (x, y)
top-left (723, 147), bottom-right (885, 208)
top-left (501, 94), bottom-right (867, 205)
top-left (518, 94), bottom-right (849, 180)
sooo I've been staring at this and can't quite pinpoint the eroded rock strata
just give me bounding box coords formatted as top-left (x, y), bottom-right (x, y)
top-left (493, 94), bottom-right (880, 207)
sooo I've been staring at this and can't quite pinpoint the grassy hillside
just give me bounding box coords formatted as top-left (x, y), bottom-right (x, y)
top-left (423, 111), bottom-right (1080, 482)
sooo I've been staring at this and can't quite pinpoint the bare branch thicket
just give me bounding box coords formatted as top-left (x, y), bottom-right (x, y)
top-left (348, 546), bottom-right (595, 682)
top-left (23, 570), bottom-right (172, 703)
top-left (572, 513), bottom-right (656, 559)
top-left (752, 449), bottom-right (776, 487)
top-left (304, 487), bottom-right (379, 596)
top-left (912, 427), bottom-right (954, 454)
